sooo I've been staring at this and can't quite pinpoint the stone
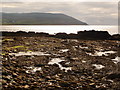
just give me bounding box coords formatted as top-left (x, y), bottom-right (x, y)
top-left (24, 85), bottom-right (29, 88)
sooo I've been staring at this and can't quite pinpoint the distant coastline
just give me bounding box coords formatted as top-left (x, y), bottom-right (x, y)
top-left (2, 13), bottom-right (87, 25)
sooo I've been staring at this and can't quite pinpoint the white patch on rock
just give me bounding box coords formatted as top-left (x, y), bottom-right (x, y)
top-left (9, 51), bottom-right (50, 56)
top-left (65, 62), bottom-right (70, 64)
top-left (48, 58), bottom-right (65, 65)
top-left (112, 56), bottom-right (120, 64)
top-left (82, 60), bottom-right (86, 63)
top-left (92, 64), bottom-right (105, 70)
top-left (79, 46), bottom-right (88, 49)
top-left (87, 51), bottom-right (116, 56)
top-left (26, 66), bottom-right (42, 74)
top-left (107, 79), bottom-right (114, 82)
top-left (48, 58), bottom-right (71, 72)
top-left (72, 46), bottom-right (78, 51)
top-left (71, 39), bottom-right (78, 42)
top-left (59, 49), bottom-right (69, 53)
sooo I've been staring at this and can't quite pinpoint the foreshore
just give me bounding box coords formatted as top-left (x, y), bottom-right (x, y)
top-left (1, 36), bottom-right (120, 89)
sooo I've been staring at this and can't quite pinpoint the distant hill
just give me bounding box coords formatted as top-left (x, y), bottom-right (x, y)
top-left (2, 13), bottom-right (87, 25)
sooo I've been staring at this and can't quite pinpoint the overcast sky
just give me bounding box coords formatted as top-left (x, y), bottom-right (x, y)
top-left (1, 1), bottom-right (118, 25)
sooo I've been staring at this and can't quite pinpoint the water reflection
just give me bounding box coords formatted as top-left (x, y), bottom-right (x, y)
top-left (1, 25), bottom-right (118, 35)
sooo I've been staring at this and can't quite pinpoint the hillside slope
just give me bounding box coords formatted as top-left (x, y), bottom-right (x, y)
top-left (2, 13), bottom-right (87, 25)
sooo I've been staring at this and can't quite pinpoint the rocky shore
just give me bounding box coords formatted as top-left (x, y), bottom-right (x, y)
top-left (1, 36), bottom-right (120, 89)
top-left (2, 30), bottom-right (120, 40)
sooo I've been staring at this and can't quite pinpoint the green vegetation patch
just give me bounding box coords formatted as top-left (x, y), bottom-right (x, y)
top-left (1, 53), bottom-right (9, 56)
top-left (4, 45), bottom-right (28, 50)
top-left (2, 39), bottom-right (14, 42)
top-left (11, 46), bottom-right (25, 49)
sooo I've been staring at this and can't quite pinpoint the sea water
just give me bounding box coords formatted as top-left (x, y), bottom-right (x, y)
top-left (1, 25), bottom-right (118, 35)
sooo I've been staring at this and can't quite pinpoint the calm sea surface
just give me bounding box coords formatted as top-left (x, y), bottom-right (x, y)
top-left (1, 25), bottom-right (118, 35)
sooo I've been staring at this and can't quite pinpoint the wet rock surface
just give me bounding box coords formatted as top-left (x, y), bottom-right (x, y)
top-left (1, 36), bottom-right (120, 89)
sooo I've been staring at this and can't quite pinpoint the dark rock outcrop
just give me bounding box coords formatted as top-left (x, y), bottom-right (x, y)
top-left (77, 30), bottom-right (111, 40)
top-left (55, 33), bottom-right (68, 39)
top-left (110, 34), bottom-right (120, 41)
top-left (1, 30), bottom-right (115, 40)
top-left (68, 33), bottom-right (78, 39)
top-left (1, 31), bottom-right (49, 37)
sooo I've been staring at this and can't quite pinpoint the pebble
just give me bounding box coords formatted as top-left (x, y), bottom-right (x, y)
top-left (24, 85), bottom-right (29, 88)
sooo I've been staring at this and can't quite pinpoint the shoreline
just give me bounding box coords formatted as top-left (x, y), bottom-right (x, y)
top-left (2, 36), bottom-right (120, 89)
